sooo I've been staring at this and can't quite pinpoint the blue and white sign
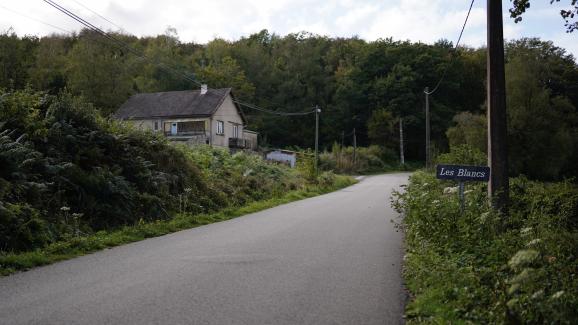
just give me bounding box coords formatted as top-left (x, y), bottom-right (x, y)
top-left (436, 164), bottom-right (490, 182)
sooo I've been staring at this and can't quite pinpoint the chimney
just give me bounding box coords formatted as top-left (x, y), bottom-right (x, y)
top-left (200, 84), bottom-right (208, 95)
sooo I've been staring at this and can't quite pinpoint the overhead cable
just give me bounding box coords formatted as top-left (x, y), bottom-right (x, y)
top-left (425, 0), bottom-right (476, 95)
top-left (233, 100), bottom-right (317, 116)
top-left (44, 0), bottom-right (201, 86)
top-left (0, 4), bottom-right (73, 34)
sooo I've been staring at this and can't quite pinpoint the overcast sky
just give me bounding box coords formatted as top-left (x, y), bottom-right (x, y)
top-left (1, 0), bottom-right (577, 58)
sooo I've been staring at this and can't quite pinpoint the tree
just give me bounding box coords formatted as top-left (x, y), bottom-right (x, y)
top-left (446, 112), bottom-right (487, 153)
top-left (66, 29), bottom-right (134, 114)
top-left (195, 56), bottom-right (255, 100)
top-left (510, 0), bottom-right (578, 32)
top-left (367, 109), bottom-right (396, 148)
top-left (506, 52), bottom-right (575, 180)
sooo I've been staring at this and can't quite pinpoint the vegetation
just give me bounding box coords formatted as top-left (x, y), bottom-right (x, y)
top-left (0, 174), bottom-right (354, 276)
top-left (393, 149), bottom-right (578, 323)
top-left (318, 143), bottom-right (418, 174)
top-left (2, 31), bottom-right (577, 181)
top-left (0, 88), bottom-right (355, 267)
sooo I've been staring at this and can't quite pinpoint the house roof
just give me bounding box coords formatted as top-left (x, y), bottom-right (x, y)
top-left (115, 88), bottom-right (246, 123)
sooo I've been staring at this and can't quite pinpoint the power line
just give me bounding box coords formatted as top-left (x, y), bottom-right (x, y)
top-left (68, 0), bottom-right (125, 32)
top-left (0, 4), bottom-right (73, 34)
top-left (233, 99), bottom-right (317, 116)
top-left (44, 0), bottom-right (202, 86)
top-left (425, 0), bottom-right (476, 95)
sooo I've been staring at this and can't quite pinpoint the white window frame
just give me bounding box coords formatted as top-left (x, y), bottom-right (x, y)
top-left (154, 121), bottom-right (159, 131)
top-left (232, 124), bottom-right (239, 138)
top-left (216, 120), bottom-right (224, 135)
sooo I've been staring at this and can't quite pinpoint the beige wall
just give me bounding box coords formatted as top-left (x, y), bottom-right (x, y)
top-left (243, 131), bottom-right (258, 150)
top-left (211, 95), bottom-right (244, 147)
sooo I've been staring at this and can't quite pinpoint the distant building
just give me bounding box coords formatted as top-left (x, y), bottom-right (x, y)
top-left (115, 87), bottom-right (257, 150)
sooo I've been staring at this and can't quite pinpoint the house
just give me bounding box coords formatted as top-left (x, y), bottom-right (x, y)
top-left (115, 86), bottom-right (258, 150)
top-left (265, 149), bottom-right (298, 168)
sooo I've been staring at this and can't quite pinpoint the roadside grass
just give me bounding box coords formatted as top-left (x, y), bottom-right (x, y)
top-left (0, 175), bottom-right (357, 276)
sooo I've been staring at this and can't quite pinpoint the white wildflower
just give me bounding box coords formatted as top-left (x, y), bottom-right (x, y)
top-left (480, 212), bottom-right (490, 223)
top-left (551, 291), bottom-right (564, 299)
top-left (526, 238), bottom-right (542, 247)
top-left (520, 227), bottom-right (533, 236)
top-left (531, 290), bottom-right (544, 299)
top-left (443, 186), bottom-right (458, 195)
top-left (60, 206), bottom-right (70, 212)
top-left (508, 249), bottom-right (539, 270)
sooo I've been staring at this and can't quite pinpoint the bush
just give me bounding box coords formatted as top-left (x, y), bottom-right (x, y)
top-left (319, 143), bottom-right (399, 174)
top-left (0, 89), bottom-right (309, 252)
top-left (436, 144), bottom-right (487, 166)
top-left (393, 171), bottom-right (578, 323)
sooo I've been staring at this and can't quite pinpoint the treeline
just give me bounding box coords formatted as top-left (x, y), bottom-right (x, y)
top-left (1, 29), bottom-right (577, 179)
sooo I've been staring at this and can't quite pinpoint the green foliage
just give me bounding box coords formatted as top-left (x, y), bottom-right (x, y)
top-left (393, 171), bottom-right (578, 323)
top-left (436, 144), bottom-right (487, 166)
top-left (0, 89), bottom-right (314, 253)
top-left (2, 30), bottom-right (578, 180)
top-left (319, 144), bottom-right (399, 174)
top-left (0, 172), bottom-right (356, 275)
top-left (367, 109), bottom-right (396, 148)
top-left (506, 49), bottom-right (575, 180)
top-left (446, 112), bottom-right (487, 153)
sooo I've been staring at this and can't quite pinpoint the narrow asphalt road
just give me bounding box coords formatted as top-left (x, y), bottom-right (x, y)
top-left (0, 173), bottom-right (409, 325)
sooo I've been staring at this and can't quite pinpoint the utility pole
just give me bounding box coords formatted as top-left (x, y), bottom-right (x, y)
top-left (399, 117), bottom-right (405, 165)
top-left (315, 105), bottom-right (321, 176)
top-left (352, 127), bottom-right (357, 166)
top-left (487, 0), bottom-right (509, 213)
top-left (424, 87), bottom-right (431, 169)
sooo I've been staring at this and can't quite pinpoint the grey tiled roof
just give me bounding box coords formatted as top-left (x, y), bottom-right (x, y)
top-left (115, 88), bottom-right (243, 121)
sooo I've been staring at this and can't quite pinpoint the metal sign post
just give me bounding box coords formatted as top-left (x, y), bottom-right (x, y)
top-left (458, 181), bottom-right (465, 213)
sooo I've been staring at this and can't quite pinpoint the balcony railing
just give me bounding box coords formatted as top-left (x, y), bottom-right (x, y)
top-left (164, 131), bottom-right (207, 137)
top-left (229, 137), bottom-right (246, 149)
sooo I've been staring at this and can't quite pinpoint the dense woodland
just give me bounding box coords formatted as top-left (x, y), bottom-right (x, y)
top-left (1, 28), bottom-right (578, 181)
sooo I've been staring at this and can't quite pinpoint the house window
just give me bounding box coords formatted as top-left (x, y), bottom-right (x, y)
top-left (217, 120), bottom-right (224, 135)
top-left (154, 121), bottom-right (159, 131)
top-left (233, 124), bottom-right (239, 138)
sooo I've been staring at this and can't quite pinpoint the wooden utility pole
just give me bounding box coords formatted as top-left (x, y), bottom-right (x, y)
top-left (352, 127), bottom-right (357, 166)
top-left (487, 0), bottom-right (509, 212)
top-left (399, 117), bottom-right (405, 165)
top-left (424, 87), bottom-right (431, 169)
top-left (315, 106), bottom-right (321, 176)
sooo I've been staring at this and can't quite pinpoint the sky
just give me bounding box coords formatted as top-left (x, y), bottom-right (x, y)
top-left (1, 0), bottom-right (577, 58)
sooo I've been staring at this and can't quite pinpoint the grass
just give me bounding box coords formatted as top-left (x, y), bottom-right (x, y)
top-left (0, 175), bottom-right (357, 276)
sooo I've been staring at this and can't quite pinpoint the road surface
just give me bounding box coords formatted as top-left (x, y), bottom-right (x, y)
top-left (0, 173), bottom-right (409, 325)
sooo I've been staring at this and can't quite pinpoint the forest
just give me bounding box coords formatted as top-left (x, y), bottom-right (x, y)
top-left (2, 28), bottom-right (577, 180)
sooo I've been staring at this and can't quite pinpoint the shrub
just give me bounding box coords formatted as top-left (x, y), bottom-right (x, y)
top-left (394, 171), bottom-right (578, 323)
top-left (436, 144), bottom-right (487, 166)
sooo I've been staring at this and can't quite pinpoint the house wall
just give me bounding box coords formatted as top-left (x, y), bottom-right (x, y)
top-left (211, 95), bottom-right (244, 147)
top-left (243, 130), bottom-right (258, 150)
